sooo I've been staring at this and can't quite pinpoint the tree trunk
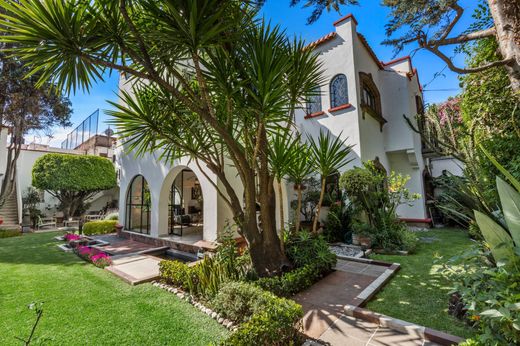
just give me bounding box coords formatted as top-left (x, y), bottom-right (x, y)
top-left (312, 176), bottom-right (326, 233)
top-left (489, 0), bottom-right (520, 93)
top-left (276, 179), bottom-right (285, 252)
top-left (295, 186), bottom-right (302, 233)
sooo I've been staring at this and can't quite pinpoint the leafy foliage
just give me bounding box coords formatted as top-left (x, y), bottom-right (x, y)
top-left (210, 281), bottom-right (272, 324)
top-left (82, 220), bottom-right (117, 236)
top-left (221, 289), bottom-right (303, 346)
top-left (340, 162), bottom-right (419, 251)
top-left (256, 231), bottom-right (336, 296)
top-left (159, 236), bottom-right (250, 298)
top-left (0, 228), bottom-right (21, 238)
top-left (32, 154), bottom-right (116, 192)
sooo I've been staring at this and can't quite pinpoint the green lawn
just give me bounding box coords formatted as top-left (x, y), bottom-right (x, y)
top-left (0, 232), bottom-right (228, 345)
top-left (366, 228), bottom-right (477, 339)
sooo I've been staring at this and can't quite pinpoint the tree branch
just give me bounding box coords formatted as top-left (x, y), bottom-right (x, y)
top-left (424, 45), bottom-right (514, 74)
top-left (433, 27), bottom-right (496, 47)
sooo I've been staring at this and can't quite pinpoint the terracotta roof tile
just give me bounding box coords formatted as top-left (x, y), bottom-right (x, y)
top-left (305, 31), bottom-right (337, 50)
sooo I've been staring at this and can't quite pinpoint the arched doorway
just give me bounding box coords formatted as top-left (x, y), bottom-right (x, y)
top-left (168, 168), bottom-right (203, 237)
top-left (126, 175), bottom-right (151, 234)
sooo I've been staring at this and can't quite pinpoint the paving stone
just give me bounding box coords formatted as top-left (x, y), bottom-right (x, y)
top-left (369, 327), bottom-right (423, 346)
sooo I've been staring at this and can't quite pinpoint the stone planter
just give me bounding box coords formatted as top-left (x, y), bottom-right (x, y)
top-left (352, 234), bottom-right (371, 248)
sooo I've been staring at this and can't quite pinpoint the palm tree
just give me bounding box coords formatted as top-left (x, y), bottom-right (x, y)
top-left (287, 141), bottom-right (313, 233)
top-left (308, 130), bottom-right (354, 233)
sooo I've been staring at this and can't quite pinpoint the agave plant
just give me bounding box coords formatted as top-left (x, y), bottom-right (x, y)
top-left (474, 147), bottom-right (520, 269)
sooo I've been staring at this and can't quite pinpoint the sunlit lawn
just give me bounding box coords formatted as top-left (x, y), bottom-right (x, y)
top-left (366, 228), bottom-right (477, 339)
top-left (0, 232), bottom-right (228, 345)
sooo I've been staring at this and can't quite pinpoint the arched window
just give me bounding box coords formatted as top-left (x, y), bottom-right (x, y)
top-left (306, 87), bottom-right (322, 115)
top-left (126, 175), bottom-right (151, 234)
top-left (330, 74), bottom-right (348, 108)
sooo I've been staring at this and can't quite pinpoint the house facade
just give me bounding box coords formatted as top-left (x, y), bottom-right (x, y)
top-left (116, 14), bottom-right (429, 245)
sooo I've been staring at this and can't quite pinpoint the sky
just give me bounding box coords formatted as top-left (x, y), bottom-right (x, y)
top-left (37, 0), bottom-right (479, 147)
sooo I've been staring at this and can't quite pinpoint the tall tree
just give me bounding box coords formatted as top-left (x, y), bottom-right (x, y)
top-left (32, 154), bottom-right (117, 219)
top-left (0, 46), bottom-right (71, 207)
top-left (0, 0), bottom-right (323, 276)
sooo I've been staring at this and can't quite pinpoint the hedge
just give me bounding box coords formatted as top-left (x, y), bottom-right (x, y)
top-left (220, 284), bottom-right (303, 345)
top-left (82, 220), bottom-right (117, 235)
top-left (0, 229), bottom-right (21, 238)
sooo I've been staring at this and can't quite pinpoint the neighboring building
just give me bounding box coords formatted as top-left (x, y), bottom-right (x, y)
top-left (0, 110), bottom-right (119, 228)
top-left (116, 14), bottom-right (430, 246)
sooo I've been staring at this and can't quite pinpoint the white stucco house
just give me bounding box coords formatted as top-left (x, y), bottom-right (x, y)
top-left (115, 14), bottom-right (432, 247)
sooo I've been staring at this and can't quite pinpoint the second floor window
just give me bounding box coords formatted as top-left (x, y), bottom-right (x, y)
top-left (306, 87), bottom-right (322, 114)
top-left (330, 74), bottom-right (348, 108)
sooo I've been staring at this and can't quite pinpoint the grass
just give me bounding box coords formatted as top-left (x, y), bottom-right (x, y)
top-left (0, 232), bottom-right (229, 345)
top-left (366, 228), bottom-right (477, 339)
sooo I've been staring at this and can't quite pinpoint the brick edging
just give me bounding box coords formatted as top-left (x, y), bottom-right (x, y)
top-left (343, 305), bottom-right (464, 346)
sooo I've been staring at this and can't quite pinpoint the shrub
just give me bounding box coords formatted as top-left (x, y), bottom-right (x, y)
top-left (159, 260), bottom-right (194, 288)
top-left (445, 246), bottom-right (520, 345)
top-left (285, 231), bottom-right (336, 269)
top-left (210, 282), bottom-right (271, 323)
top-left (82, 220), bottom-right (117, 235)
top-left (255, 262), bottom-right (322, 297)
top-left (104, 212), bottom-right (119, 221)
top-left (222, 287), bottom-right (303, 346)
top-left (255, 231), bottom-right (336, 297)
top-left (0, 229), bottom-right (21, 238)
top-left (159, 235), bottom-right (251, 298)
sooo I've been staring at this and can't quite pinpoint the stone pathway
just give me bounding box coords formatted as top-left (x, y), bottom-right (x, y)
top-left (317, 314), bottom-right (438, 346)
top-left (296, 258), bottom-right (451, 345)
top-left (294, 259), bottom-right (397, 339)
top-left (106, 255), bottom-right (162, 285)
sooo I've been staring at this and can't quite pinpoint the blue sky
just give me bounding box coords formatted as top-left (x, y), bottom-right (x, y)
top-left (41, 0), bottom-right (478, 147)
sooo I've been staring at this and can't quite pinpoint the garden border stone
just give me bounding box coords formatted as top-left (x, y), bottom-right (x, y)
top-left (151, 281), bottom-right (238, 332)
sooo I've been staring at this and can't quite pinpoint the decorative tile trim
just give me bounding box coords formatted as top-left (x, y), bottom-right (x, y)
top-left (304, 111), bottom-right (326, 119)
top-left (328, 103), bottom-right (352, 113)
top-left (152, 281), bottom-right (238, 331)
top-left (343, 305), bottom-right (464, 345)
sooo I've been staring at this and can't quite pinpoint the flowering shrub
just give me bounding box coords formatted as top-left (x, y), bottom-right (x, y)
top-left (74, 245), bottom-right (112, 268)
top-left (90, 253), bottom-right (112, 268)
top-left (437, 97), bottom-right (462, 125)
top-left (64, 233), bottom-right (81, 242)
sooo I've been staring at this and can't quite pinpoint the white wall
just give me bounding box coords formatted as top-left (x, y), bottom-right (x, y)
top-left (429, 157), bottom-right (464, 177)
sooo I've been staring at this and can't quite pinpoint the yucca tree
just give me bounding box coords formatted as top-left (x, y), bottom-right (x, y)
top-left (0, 0), bottom-right (323, 276)
top-left (268, 132), bottom-right (298, 235)
top-left (287, 141), bottom-right (313, 233)
top-left (308, 130), bottom-right (354, 233)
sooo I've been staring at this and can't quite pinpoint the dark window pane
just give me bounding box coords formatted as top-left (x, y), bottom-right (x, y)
top-left (330, 74), bottom-right (348, 108)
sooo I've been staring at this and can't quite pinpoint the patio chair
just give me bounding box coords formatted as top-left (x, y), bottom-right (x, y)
top-left (37, 216), bottom-right (57, 230)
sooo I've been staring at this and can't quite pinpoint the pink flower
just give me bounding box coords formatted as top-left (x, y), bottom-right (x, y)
top-left (78, 246), bottom-right (92, 255)
top-left (64, 233), bottom-right (81, 241)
